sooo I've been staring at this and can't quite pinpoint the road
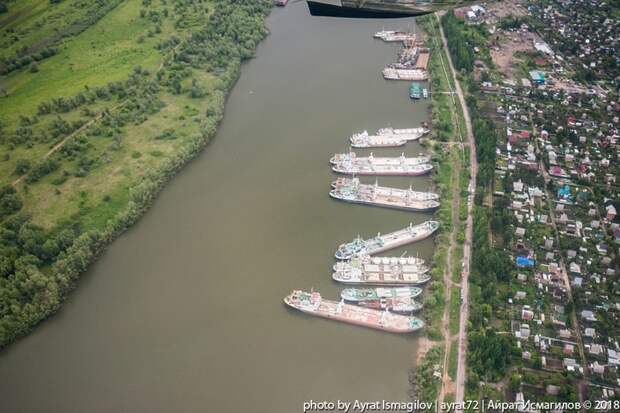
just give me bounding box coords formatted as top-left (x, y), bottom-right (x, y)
top-left (435, 12), bottom-right (478, 410)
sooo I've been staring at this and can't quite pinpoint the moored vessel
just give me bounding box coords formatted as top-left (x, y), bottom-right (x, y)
top-left (383, 67), bottom-right (428, 81)
top-left (334, 221), bottom-right (439, 260)
top-left (349, 127), bottom-right (429, 148)
top-left (330, 152), bottom-right (433, 176)
top-left (410, 82), bottom-right (422, 99)
top-left (333, 254), bottom-right (431, 285)
top-left (330, 151), bottom-right (429, 166)
top-left (284, 289), bottom-right (424, 333)
top-left (332, 161), bottom-right (433, 176)
top-left (330, 177), bottom-right (440, 211)
top-left (341, 286), bottom-right (423, 301)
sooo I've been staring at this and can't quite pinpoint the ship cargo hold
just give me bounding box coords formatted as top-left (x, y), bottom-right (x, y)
top-left (284, 290), bottom-right (424, 333)
top-left (330, 152), bottom-right (433, 176)
top-left (330, 177), bottom-right (440, 211)
top-left (334, 221), bottom-right (439, 260)
top-left (333, 255), bottom-right (431, 285)
top-left (383, 67), bottom-right (428, 81)
top-left (356, 297), bottom-right (423, 313)
top-left (341, 286), bottom-right (423, 301)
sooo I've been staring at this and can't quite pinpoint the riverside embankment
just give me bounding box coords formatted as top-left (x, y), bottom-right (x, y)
top-left (0, 4), bottom-right (434, 413)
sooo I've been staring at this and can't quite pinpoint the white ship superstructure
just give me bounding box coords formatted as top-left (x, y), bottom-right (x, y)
top-left (330, 177), bottom-right (440, 211)
top-left (334, 221), bottom-right (439, 260)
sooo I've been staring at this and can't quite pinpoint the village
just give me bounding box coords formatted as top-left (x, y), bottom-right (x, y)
top-left (445, 0), bottom-right (620, 408)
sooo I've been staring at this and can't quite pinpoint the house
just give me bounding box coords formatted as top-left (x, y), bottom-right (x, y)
top-left (522, 309), bottom-right (534, 321)
top-left (559, 329), bottom-right (571, 339)
top-left (563, 358), bottom-right (577, 371)
top-left (591, 362), bottom-right (605, 375)
top-left (606, 204), bottom-right (617, 221)
top-left (529, 70), bottom-right (546, 85)
top-left (581, 310), bottom-right (596, 322)
top-left (589, 344), bottom-right (603, 355)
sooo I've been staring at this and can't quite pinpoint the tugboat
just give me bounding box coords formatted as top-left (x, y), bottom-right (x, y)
top-left (409, 82), bottom-right (422, 99)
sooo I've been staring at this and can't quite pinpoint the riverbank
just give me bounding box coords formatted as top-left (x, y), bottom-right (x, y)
top-left (409, 12), bottom-right (470, 408)
top-left (0, 6), bottom-right (430, 411)
top-left (0, 0), bottom-right (272, 349)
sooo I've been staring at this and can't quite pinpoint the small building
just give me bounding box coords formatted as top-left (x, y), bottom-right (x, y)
top-left (529, 70), bottom-right (546, 85)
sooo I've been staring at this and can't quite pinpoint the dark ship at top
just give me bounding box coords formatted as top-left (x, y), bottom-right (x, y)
top-left (307, 0), bottom-right (471, 18)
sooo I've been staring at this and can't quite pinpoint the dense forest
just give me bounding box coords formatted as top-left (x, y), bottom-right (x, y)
top-left (0, 0), bottom-right (271, 348)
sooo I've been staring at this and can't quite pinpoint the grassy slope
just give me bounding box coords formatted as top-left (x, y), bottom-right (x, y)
top-left (0, 0), bottom-right (222, 230)
top-left (0, 0), bottom-right (271, 347)
top-left (1, 0), bottom-right (162, 126)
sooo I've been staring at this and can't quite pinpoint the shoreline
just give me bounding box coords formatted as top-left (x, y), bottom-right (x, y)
top-left (0, 2), bottom-right (274, 350)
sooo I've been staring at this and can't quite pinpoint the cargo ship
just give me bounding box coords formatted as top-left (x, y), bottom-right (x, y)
top-left (332, 160), bottom-right (433, 176)
top-left (410, 82), bottom-right (422, 99)
top-left (330, 152), bottom-right (430, 166)
top-left (383, 67), bottom-right (428, 81)
top-left (330, 177), bottom-right (440, 211)
top-left (330, 152), bottom-right (433, 176)
top-left (341, 286), bottom-right (423, 301)
top-left (333, 254), bottom-right (431, 285)
top-left (284, 289), bottom-right (424, 333)
top-left (349, 127), bottom-right (429, 148)
top-left (334, 221), bottom-right (439, 260)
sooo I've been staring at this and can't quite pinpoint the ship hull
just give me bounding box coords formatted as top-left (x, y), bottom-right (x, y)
top-left (350, 140), bottom-right (407, 148)
top-left (285, 299), bottom-right (422, 333)
top-left (306, 1), bottom-right (432, 18)
top-left (329, 191), bottom-right (440, 212)
top-left (357, 300), bottom-right (423, 313)
top-left (332, 273), bottom-right (432, 285)
top-left (332, 166), bottom-right (433, 176)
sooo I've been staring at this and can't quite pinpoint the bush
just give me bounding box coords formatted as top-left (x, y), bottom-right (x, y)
top-left (14, 159), bottom-right (31, 175)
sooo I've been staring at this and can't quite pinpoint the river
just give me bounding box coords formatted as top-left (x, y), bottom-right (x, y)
top-left (0, 3), bottom-right (432, 412)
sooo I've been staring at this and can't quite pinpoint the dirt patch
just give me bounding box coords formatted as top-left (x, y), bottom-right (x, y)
top-left (416, 336), bottom-right (438, 364)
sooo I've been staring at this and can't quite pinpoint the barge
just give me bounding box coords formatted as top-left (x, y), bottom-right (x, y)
top-left (330, 152), bottom-right (433, 176)
top-left (349, 127), bottom-right (429, 148)
top-left (373, 30), bottom-right (416, 42)
top-left (333, 255), bottom-right (431, 285)
top-left (330, 152), bottom-right (430, 166)
top-left (383, 67), bottom-right (429, 81)
top-left (341, 286), bottom-right (423, 301)
top-left (332, 161), bottom-right (433, 176)
top-left (330, 177), bottom-right (440, 211)
top-left (284, 289), bottom-right (424, 333)
top-left (334, 221), bottom-right (439, 260)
